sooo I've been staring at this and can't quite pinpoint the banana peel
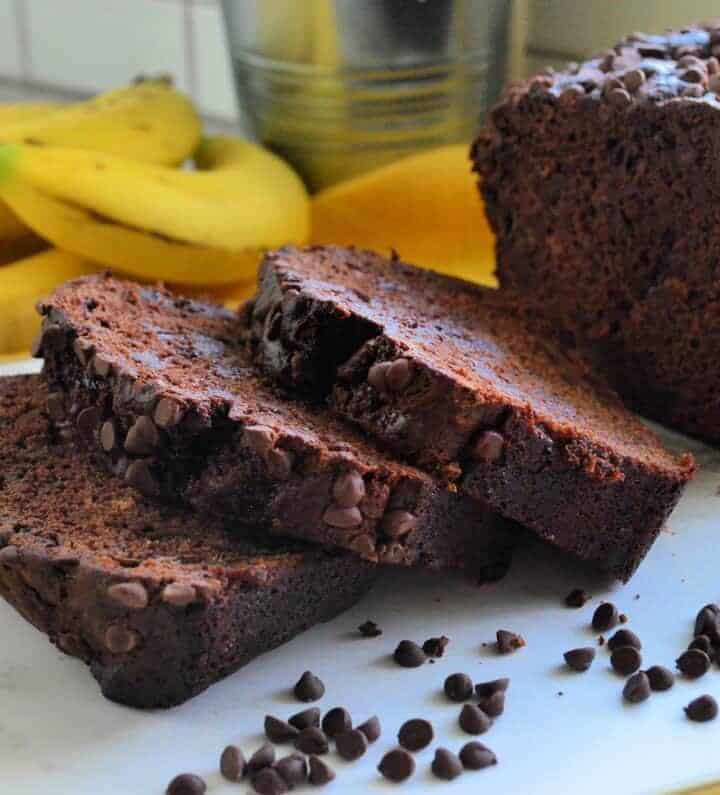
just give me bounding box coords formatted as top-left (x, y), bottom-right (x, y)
top-left (0, 102), bottom-right (61, 127)
top-left (311, 144), bottom-right (497, 287)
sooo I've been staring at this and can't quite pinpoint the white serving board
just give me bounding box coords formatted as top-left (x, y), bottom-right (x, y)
top-left (1, 361), bottom-right (719, 795)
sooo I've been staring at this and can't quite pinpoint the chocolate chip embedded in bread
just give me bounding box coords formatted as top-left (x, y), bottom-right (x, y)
top-left (382, 510), bottom-right (417, 539)
top-left (266, 448), bottom-right (294, 480)
top-left (242, 425), bottom-right (275, 458)
top-left (104, 623), bottom-right (140, 654)
top-left (125, 416), bottom-right (160, 456)
top-left (72, 338), bottom-right (92, 366)
top-left (161, 582), bottom-right (197, 607)
top-left (385, 358), bottom-right (413, 392)
top-left (154, 398), bottom-right (183, 429)
top-left (367, 361), bottom-right (392, 392)
top-left (125, 459), bottom-right (159, 497)
top-left (76, 406), bottom-right (101, 438)
top-left (92, 354), bottom-right (113, 378)
top-left (100, 419), bottom-right (118, 452)
top-left (332, 471), bottom-right (365, 508)
top-left (471, 431), bottom-right (504, 462)
top-left (0, 545), bottom-right (19, 566)
top-left (106, 581), bottom-right (148, 610)
top-left (323, 506), bottom-right (363, 529)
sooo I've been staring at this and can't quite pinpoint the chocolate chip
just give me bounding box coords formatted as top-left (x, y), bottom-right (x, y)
top-left (398, 718), bottom-right (433, 751)
top-left (161, 582), bottom-right (197, 607)
top-left (607, 629), bottom-right (641, 651)
top-left (621, 68), bottom-right (645, 92)
top-left (385, 358), bottom-right (413, 392)
top-left (689, 635), bottom-right (713, 655)
top-left (166, 773), bottom-right (206, 795)
top-left (266, 448), bottom-right (294, 480)
top-left (321, 707), bottom-right (351, 738)
top-left (251, 767), bottom-right (288, 795)
top-left (681, 84), bottom-right (705, 98)
top-left (288, 707), bottom-right (320, 731)
top-left (295, 727), bottom-right (329, 755)
top-left (681, 67), bottom-right (706, 84)
top-left (685, 695), bottom-right (718, 723)
top-left (358, 620), bottom-right (382, 637)
top-left (694, 604), bottom-right (720, 638)
top-left (248, 743), bottom-right (276, 773)
top-left (308, 755), bottom-right (335, 786)
top-left (496, 629), bottom-right (525, 654)
top-left (336, 729), bottom-right (368, 761)
top-left (423, 635), bottom-right (449, 658)
top-left (104, 623), bottom-right (139, 654)
top-left (459, 704), bottom-right (492, 735)
top-left (378, 749), bottom-right (415, 782)
top-left (322, 505), bottom-right (363, 529)
top-left (709, 73), bottom-right (720, 93)
top-left (564, 588), bottom-right (590, 607)
top-left (367, 361), bottom-right (392, 392)
top-left (73, 338), bottom-right (92, 366)
top-left (382, 510), bottom-right (417, 539)
top-left (124, 415), bottom-right (160, 455)
top-left (619, 613), bottom-right (628, 624)
top-left (676, 649), bottom-right (711, 679)
top-left (623, 671), bottom-right (651, 704)
top-left (393, 640), bottom-right (426, 667)
top-left (564, 647), bottom-right (596, 672)
top-left (125, 459), bottom-right (158, 496)
top-left (645, 665), bottom-right (674, 692)
top-left (472, 430), bottom-right (505, 462)
top-left (611, 646), bottom-right (642, 676)
top-left (265, 715), bottom-right (299, 743)
top-left (275, 754), bottom-right (307, 788)
top-left (76, 406), bottom-right (100, 438)
top-left (460, 741), bottom-right (497, 771)
top-left (478, 691), bottom-right (505, 718)
top-left (293, 670), bottom-right (325, 702)
top-left (220, 745), bottom-right (247, 782)
top-left (92, 354), bottom-right (112, 378)
top-left (46, 392), bottom-right (66, 422)
top-left (607, 88), bottom-right (632, 108)
top-left (332, 471), bottom-right (365, 508)
top-left (100, 419), bottom-right (118, 452)
top-left (431, 748), bottom-right (463, 781)
top-left (0, 545), bottom-right (18, 566)
top-left (357, 715), bottom-right (381, 743)
top-left (106, 581), bottom-right (148, 610)
top-left (243, 425), bottom-right (275, 458)
top-left (592, 603), bottom-right (619, 631)
top-left (444, 672), bottom-right (474, 702)
top-left (154, 398), bottom-right (183, 429)
top-left (475, 678), bottom-right (510, 699)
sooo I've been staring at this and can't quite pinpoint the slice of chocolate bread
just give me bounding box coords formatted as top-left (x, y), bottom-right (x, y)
top-left (0, 375), bottom-right (376, 708)
top-left (247, 245), bottom-right (694, 581)
top-left (36, 275), bottom-right (513, 576)
top-left (473, 25), bottom-right (720, 445)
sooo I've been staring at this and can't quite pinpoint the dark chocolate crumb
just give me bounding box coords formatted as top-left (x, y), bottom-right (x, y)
top-left (423, 635), bottom-right (450, 658)
top-left (293, 671), bottom-right (325, 703)
top-left (393, 639), bottom-right (426, 667)
top-left (398, 718), bottom-right (434, 752)
top-left (564, 647), bottom-right (596, 672)
top-left (378, 749), bottom-right (415, 782)
top-left (496, 629), bottom-right (525, 654)
top-left (358, 620), bottom-right (382, 638)
top-left (619, 613), bottom-right (628, 624)
top-left (685, 695), bottom-right (718, 722)
top-left (564, 588), bottom-right (590, 607)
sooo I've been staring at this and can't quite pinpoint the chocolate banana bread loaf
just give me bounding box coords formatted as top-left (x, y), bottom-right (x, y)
top-left (36, 275), bottom-right (513, 576)
top-left (0, 375), bottom-right (376, 708)
top-left (247, 245), bottom-right (694, 581)
top-left (473, 24), bottom-right (720, 444)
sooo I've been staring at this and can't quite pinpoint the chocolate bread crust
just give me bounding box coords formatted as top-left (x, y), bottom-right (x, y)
top-left (37, 275), bottom-right (513, 575)
top-left (473, 25), bottom-right (720, 444)
top-left (247, 246), bottom-right (694, 581)
top-left (0, 375), bottom-right (376, 708)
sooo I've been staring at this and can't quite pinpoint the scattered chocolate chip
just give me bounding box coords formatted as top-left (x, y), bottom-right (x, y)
top-left (607, 629), bottom-right (641, 651)
top-left (378, 749), bottom-right (415, 782)
top-left (623, 671), bottom-right (651, 704)
top-left (357, 715), bottom-right (381, 743)
top-left (106, 581), bottom-right (148, 610)
top-left (220, 745), bottom-right (246, 782)
top-left (336, 729), bottom-right (368, 761)
top-left (479, 690), bottom-right (505, 717)
top-left (358, 620), bottom-right (382, 637)
top-left (496, 629), bottom-right (525, 654)
top-left (685, 695), bottom-right (718, 723)
top-left (676, 649), bottom-right (711, 679)
top-left (431, 748), bottom-right (463, 781)
top-left (444, 672), bottom-right (474, 702)
top-left (611, 646), bottom-right (642, 676)
top-left (694, 605), bottom-right (720, 638)
top-left (459, 704), bottom-right (492, 735)
top-left (166, 773), bottom-right (206, 795)
top-left (251, 767), bottom-right (288, 795)
top-left (592, 603), bottom-right (619, 632)
top-left (398, 718), bottom-right (434, 751)
top-left (275, 754), bottom-right (307, 789)
top-left (689, 635), bottom-right (713, 655)
top-left (288, 707), bottom-right (320, 731)
top-left (565, 588), bottom-right (590, 607)
top-left (564, 647), bottom-right (596, 672)
top-left (322, 707), bottom-right (352, 738)
top-left (308, 755), bottom-right (335, 786)
top-left (294, 671), bottom-right (325, 702)
top-left (460, 742), bottom-right (497, 771)
top-left (423, 635), bottom-right (449, 658)
top-left (295, 727), bottom-right (329, 756)
top-left (393, 639), bottom-right (426, 667)
top-left (475, 678), bottom-right (510, 699)
top-left (645, 665), bottom-right (675, 692)
top-left (248, 743), bottom-right (276, 773)
top-left (265, 715), bottom-right (299, 743)
top-left (472, 430), bottom-right (505, 462)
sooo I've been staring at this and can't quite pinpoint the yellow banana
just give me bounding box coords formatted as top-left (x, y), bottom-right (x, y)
top-left (0, 202), bottom-right (28, 241)
top-left (0, 232), bottom-right (46, 266)
top-left (0, 249), bottom-right (98, 355)
top-left (0, 102), bottom-right (61, 127)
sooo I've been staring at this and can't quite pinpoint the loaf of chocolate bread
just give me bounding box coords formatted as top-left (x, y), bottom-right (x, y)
top-left (247, 245), bottom-right (694, 581)
top-left (473, 25), bottom-right (720, 444)
top-left (0, 375), bottom-right (376, 708)
top-left (36, 275), bottom-right (513, 576)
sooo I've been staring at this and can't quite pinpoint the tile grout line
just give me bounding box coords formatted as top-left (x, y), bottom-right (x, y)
top-left (13, 0), bottom-right (32, 81)
top-left (181, 0), bottom-right (199, 102)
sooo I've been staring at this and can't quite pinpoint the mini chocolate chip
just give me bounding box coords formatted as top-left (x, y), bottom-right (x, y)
top-left (0, 545), bottom-right (19, 566)
top-left (378, 749), bottom-right (415, 782)
top-left (358, 620), bottom-right (382, 637)
top-left (266, 448), bottom-right (294, 480)
top-left (154, 398), bottom-right (183, 429)
top-left (496, 629), bottom-right (525, 654)
top-left (220, 745), bottom-right (247, 782)
top-left (265, 715), bottom-right (299, 743)
top-left (472, 430), bottom-right (505, 462)
top-left (478, 691), bottom-right (505, 718)
top-left (251, 767), bottom-right (288, 795)
top-left (107, 581), bottom-right (148, 610)
top-left (308, 755), bottom-right (335, 786)
top-left (619, 613), bottom-right (628, 624)
top-left (607, 88), bottom-right (632, 108)
top-left (393, 639), bottom-right (426, 667)
top-left (592, 602), bottom-right (619, 631)
top-left (681, 67), bottom-right (706, 84)
top-left (76, 406), bottom-right (100, 437)
top-left (611, 646), bottom-right (642, 676)
top-left (607, 629), bottom-right (641, 651)
top-left (161, 582), bottom-right (197, 607)
top-left (564, 647), bottom-right (596, 672)
top-left (104, 623), bottom-right (139, 654)
top-left (689, 635), bottom-right (713, 655)
top-left (166, 773), bottom-right (206, 795)
top-left (92, 354), bottom-right (112, 377)
top-left (431, 748), bottom-right (462, 781)
top-left (460, 742), bottom-right (497, 771)
top-left (248, 743), bottom-right (276, 773)
top-left (357, 715), bottom-right (381, 743)
top-left (565, 588), bottom-right (591, 607)
top-left (367, 361), bottom-right (392, 392)
top-left (275, 754), bottom-right (307, 788)
top-left (694, 605), bottom-right (720, 638)
top-left (124, 415), bottom-right (160, 456)
top-left (622, 68), bottom-right (645, 92)
top-left (288, 707), bottom-right (320, 731)
top-left (459, 704), bottom-right (492, 735)
top-left (322, 505), bottom-right (363, 529)
top-left (243, 425), bottom-right (275, 458)
top-left (444, 672), bottom-right (474, 702)
top-left (676, 649), bottom-right (711, 679)
top-left (321, 707), bottom-right (351, 738)
top-left (646, 665), bottom-right (675, 692)
top-left (422, 635), bottom-right (449, 658)
top-left (398, 718), bottom-right (433, 751)
top-left (336, 729), bottom-right (368, 761)
top-left (385, 358), bottom-right (412, 392)
top-left (295, 727), bottom-right (329, 755)
top-left (709, 73), bottom-right (720, 93)
top-left (46, 392), bottom-right (66, 421)
top-left (332, 470), bottom-right (365, 508)
top-left (100, 419), bottom-right (118, 452)
top-left (681, 84), bottom-right (705, 97)
top-left (623, 671), bottom-right (651, 704)
top-left (475, 678), bottom-right (510, 699)
top-left (382, 510), bottom-right (417, 538)
top-left (685, 695), bottom-right (718, 722)
top-left (125, 459), bottom-right (158, 497)
top-left (294, 670), bottom-right (325, 702)
top-left (709, 56), bottom-right (720, 75)
top-left (73, 338), bottom-right (91, 366)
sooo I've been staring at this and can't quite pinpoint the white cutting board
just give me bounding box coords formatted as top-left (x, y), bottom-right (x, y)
top-left (1, 361), bottom-right (718, 795)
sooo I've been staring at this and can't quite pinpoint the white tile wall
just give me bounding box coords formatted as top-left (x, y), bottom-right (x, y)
top-left (0, 1), bottom-right (24, 78)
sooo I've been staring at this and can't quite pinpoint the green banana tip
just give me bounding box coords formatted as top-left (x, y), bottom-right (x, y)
top-left (0, 143), bottom-right (19, 184)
